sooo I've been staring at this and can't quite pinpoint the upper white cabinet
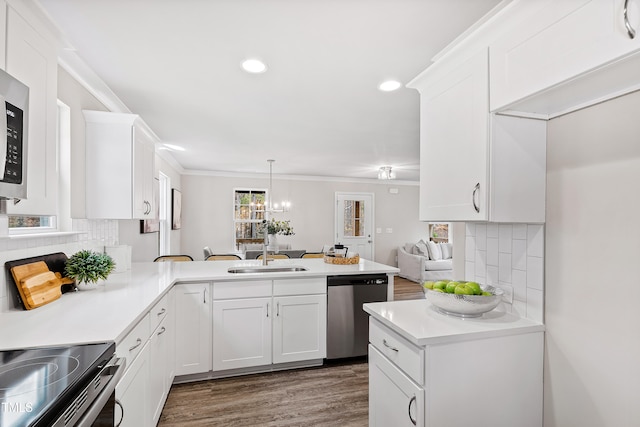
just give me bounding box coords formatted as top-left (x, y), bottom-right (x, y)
top-left (5, 5), bottom-right (58, 216)
top-left (83, 110), bottom-right (156, 219)
top-left (408, 48), bottom-right (547, 223)
top-left (491, 0), bottom-right (640, 116)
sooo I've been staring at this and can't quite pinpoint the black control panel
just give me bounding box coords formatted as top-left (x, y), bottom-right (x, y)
top-left (2, 101), bottom-right (23, 184)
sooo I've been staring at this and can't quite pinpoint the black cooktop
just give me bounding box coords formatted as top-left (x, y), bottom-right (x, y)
top-left (0, 342), bottom-right (115, 427)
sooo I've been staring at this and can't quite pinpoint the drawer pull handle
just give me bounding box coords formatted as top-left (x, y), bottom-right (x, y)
top-left (408, 395), bottom-right (417, 425)
top-left (266, 303), bottom-right (270, 317)
top-left (157, 326), bottom-right (166, 336)
top-left (157, 308), bottom-right (166, 316)
top-left (128, 338), bottom-right (142, 352)
top-left (115, 399), bottom-right (124, 427)
top-left (383, 339), bottom-right (399, 352)
top-left (625, 0), bottom-right (636, 39)
top-left (203, 288), bottom-right (207, 304)
top-left (472, 182), bottom-right (480, 213)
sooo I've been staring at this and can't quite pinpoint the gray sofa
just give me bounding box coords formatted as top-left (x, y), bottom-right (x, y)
top-left (397, 241), bottom-right (453, 283)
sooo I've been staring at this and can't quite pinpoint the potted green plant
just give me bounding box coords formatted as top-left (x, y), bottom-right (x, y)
top-left (262, 219), bottom-right (295, 252)
top-left (65, 250), bottom-right (116, 290)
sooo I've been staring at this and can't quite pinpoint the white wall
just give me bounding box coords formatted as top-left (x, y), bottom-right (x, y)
top-left (180, 174), bottom-right (427, 263)
top-left (545, 91), bottom-right (640, 426)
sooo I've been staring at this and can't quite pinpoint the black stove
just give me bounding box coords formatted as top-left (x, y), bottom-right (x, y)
top-left (0, 342), bottom-right (117, 427)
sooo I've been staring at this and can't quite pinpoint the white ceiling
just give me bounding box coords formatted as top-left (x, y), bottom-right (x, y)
top-left (37, 0), bottom-right (501, 181)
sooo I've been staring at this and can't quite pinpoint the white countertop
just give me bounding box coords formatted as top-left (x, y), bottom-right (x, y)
top-left (363, 299), bottom-right (544, 347)
top-left (0, 258), bottom-right (398, 350)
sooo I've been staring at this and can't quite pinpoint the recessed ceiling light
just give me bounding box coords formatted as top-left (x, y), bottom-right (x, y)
top-left (378, 80), bottom-right (402, 92)
top-left (162, 143), bottom-right (185, 152)
top-left (242, 58), bottom-right (267, 73)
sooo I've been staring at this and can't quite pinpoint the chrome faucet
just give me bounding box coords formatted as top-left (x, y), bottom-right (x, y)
top-left (262, 219), bottom-right (270, 265)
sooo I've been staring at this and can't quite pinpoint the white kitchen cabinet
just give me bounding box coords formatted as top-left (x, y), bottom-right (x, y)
top-left (174, 283), bottom-right (211, 376)
top-left (408, 48), bottom-right (547, 223)
top-left (369, 345), bottom-right (424, 427)
top-left (116, 339), bottom-right (150, 427)
top-left (212, 297), bottom-right (272, 370)
top-left (272, 294), bottom-right (327, 364)
top-left (368, 316), bottom-right (544, 427)
top-left (83, 110), bottom-right (156, 219)
top-left (5, 5), bottom-right (58, 216)
top-left (491, 0), bottom-right (640, 113)
top-left (149, 317), bottom-right (169, 426)
top-left (212, 277), bottom-right (327, 371)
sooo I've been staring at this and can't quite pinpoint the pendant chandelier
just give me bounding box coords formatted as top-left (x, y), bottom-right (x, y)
top-left (266, 159), bottom-right (290, 213)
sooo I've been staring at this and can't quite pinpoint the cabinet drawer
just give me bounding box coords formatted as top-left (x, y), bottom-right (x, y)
top-left (150, 293), bottom-right (169, 330)
top-left (273, 277), bottom-right (326, 296)
top-left (213, 280), bottom-right (271, 299)
top-left (117, 313), bottom-right (150, 363)
top-left (369, 318), bottom-right (424, 385)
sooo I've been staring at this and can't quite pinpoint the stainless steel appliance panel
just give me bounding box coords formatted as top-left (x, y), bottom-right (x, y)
top-left (326, 274), bottom-right (388, 359)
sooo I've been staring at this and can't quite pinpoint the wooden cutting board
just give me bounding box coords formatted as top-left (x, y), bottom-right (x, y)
top-left (10, 262), bottom-right (63, 310)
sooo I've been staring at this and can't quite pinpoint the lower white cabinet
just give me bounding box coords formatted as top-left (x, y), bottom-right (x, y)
top-left (212, 297), bottom-right (271, 370)
top-left (149, 317), bottom-right (169, 425)
top-left (116, 340), bottom-right (150, 427)
top-left (212, 278), bottom-right (327, 372)
top-left (272, 294), bottom-right (327, 364)
top-left (174, 283), bottom-right (212, 375)
top-left (369, 345), bottom-right (424, 427)
top-left (368, 318), bottom-right (543, 426)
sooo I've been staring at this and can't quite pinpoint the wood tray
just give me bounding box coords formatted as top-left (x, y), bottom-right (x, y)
top-left (5, 252), bottom-right (75, 310)
top-left (323, 255), bottom-right (360, 265)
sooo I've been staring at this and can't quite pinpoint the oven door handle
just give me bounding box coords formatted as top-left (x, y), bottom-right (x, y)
top-left (76, 357), bottom-right (126, 427)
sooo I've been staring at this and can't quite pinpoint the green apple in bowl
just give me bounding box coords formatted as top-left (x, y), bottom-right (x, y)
top-left (422, 281), bottom-right (435, 290)
top-left (433, 281), bottom-right (449, 291)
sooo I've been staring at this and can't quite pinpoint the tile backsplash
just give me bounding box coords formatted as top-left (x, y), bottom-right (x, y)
top-left (464, 223), bottom-right (544, 323)
top-left (0, 219), bottom-right (119, 312)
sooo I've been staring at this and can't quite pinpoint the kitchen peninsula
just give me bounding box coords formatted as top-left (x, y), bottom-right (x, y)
top-left (0, 258), bottom-right (398, 427)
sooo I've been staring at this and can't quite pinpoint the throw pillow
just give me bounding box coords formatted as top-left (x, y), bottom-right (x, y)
top-left (440, 242), bottom-right (453, 259)
top-left (415, 240), bottom-right (430, 258)
top-left (426, 240), bottom-right (443, 260)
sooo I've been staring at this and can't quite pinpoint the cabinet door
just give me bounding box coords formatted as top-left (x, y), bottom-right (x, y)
top-left (418, 48), bottom-right (488, 221)
top-left (212, 298), bottom-right (271, 370)
top-left (369, 345), bottom-right (424, 427)
top-left (149, 320), bottom-right (168, 426)
top-left (273, 294), bottom-right (327, 364)
top-left (132, 125), bottom-right (155, 218)
top-left (174, 283), bottom-right (211, 376)
top-left (491, 0), bottom-right (640, 111)
top-left (116, 341), bottom-right (150, 427)
top-left (5, 6), bottom-right (58, 216)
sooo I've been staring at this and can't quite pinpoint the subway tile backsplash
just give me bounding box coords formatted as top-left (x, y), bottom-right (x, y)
top-left (464, 223), bottom-right (544, 323)
top-left (0, 219), bottom-right (119, 312)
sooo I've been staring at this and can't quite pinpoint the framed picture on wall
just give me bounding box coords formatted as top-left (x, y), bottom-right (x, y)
top-left (172, 189), bottom-right (182, 230)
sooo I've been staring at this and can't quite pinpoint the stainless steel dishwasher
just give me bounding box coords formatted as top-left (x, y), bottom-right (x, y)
top-left (326, 274), bottom-right (389, 359)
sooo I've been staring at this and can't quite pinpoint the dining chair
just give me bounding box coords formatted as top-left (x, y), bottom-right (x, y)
top-left (154, 255), bottom-right (194, 262)
top-left (301, 252), bottom-right (325, 258)
top-left (256, 254), bottom-right (290, 259)
top-left (206, 254), bottom-right (242, 261)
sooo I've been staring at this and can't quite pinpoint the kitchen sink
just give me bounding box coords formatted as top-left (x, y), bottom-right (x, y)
top-left (227, 266), bottom-right (308, 274)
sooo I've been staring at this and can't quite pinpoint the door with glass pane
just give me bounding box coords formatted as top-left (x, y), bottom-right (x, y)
top-left (335, 192), bottom-right (373, 260)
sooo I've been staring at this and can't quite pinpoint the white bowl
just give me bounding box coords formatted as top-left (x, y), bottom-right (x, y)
top-left (423, 283), bottom-right (504, 318)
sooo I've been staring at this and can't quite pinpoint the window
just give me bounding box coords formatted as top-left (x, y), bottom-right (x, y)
top-left (342, 199), bottom-right (365, 237)
top-left (233, 189), bottom-right (266, 249)
top-left (8, 215), bottom-right (55, 230)
top-left (429, 223), bottom-right (449, 243)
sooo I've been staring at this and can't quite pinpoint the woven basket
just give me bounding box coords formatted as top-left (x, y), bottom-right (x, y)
top-left (323, 255), bottom-right (360, 265)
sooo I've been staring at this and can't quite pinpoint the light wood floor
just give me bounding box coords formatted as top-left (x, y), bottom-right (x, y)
top-left (158, 277), bottom-right (423, 426)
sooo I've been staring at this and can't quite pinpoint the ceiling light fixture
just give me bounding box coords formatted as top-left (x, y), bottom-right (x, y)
top-left (242, 58), bottom-right (267, 73)
top-left (378, 166), bottom-right (396, 180)
top-left (378, 80), bottom-right (402, 92)
top-left (161, 143), bottom-right (186, 151)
